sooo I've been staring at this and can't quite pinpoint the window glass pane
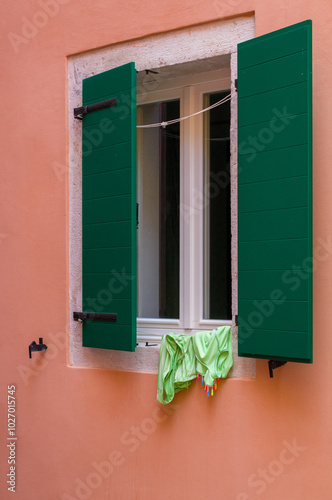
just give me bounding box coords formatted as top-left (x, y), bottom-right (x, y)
top-left (203, 91), bottom-right (231, 319)
top-left (137, 100), bottom-right (180, 319)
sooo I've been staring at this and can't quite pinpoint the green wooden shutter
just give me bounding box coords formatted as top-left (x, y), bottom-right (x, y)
top-left (237, 20), bottom-right (312, 363)
top-left (81, 62), bottom-right (137, 351)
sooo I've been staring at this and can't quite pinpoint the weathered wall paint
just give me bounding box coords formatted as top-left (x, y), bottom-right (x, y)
top-left (1, 0), bottom-right (332, 499)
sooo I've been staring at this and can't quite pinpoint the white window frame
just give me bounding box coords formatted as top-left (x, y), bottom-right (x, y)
top-left (136, 72), bottom-right (232, 342)
top-left (68, 16), bottom-right (256, 376)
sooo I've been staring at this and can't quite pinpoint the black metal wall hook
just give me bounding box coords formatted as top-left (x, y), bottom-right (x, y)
top-left (29, 338), bottom-right (48, 359)
top-left (268, 360), bottom-right (287, 378)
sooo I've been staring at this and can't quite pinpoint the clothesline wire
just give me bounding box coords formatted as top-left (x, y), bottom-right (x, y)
top-left (136, 92), bottom-right (234, 129)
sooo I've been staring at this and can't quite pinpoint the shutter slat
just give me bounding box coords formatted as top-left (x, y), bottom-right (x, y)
top-left (238, 22), bottom-right (309, 68)
top-left (239, 207), bottom-right (309, 241)
top-left (239, 239), bottom-right (308, 270)
top-left (238, 176), bottom-right (308, 213)
top-left (82, 324), bottom-right (135, 351)
top-left (82, 115), bottom-right (131, 154)
top-left (83, 63), bottom-right (134, 100)
top-left (83, 195), bottom-right (131, 224)
top-left (238, 20), bottom-right (312, 363)
top-left (83, 274), bottom-right (133, 297)
top-left (239, 270), bottom-right (308, 301)
top-left (83, 143), bottom-right (131, 176)
top-left (239, 145), bottom-right (308, 183)
top-left (238, 82), bottom-right (307, 127)
top-left (83, 169), bottom-right (131, 200)
top-left (238, 113), bottom-right (308, 153)
top-left (239, 330), bottom-right (311, 363)
top-left (238, 52), bottom-right (308, 98)
top-left (238, 301), bottom-right (309, 332)
top-left (84, 221), bottom-right (132, 249)
top-left (83, 247), bottom-right (132, 274)
top-left (81, 62), bottom-right (137, 351)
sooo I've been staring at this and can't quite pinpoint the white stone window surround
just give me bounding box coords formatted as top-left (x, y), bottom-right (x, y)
top-left (68, 15), bottom-right (256, 377)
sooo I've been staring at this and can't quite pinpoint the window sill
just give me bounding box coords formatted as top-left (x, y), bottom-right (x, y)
top-left (70, 320), bottom-right (255, 377)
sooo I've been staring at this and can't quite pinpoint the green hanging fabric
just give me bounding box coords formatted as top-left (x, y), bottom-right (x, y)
top-left (157, 326), bottom-right (233, 404)
top-left (193, 326), bottom-right (233, 387)
top-left (157, 333), bottom-right (196, 405)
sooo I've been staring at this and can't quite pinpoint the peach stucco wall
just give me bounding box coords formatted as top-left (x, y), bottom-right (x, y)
top-left (1, 0), bottom-right (332, 499)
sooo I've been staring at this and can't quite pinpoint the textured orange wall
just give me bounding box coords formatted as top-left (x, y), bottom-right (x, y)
top-left (1, 0), bottom-right (332, 499)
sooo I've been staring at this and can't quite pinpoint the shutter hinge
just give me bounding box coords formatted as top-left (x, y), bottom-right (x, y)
top-left (73, 312), bottom-right (117, 322)
top-left (74, 98), bottom-right (117, 120)
top-left (234, 314), bottom-right (238, 326)
top-left (268, 360), bottom-right (287, 378)
top-left (136, 203), bottom-right (139, 229)
top-left (235, 78), bottom-right (238, 92)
